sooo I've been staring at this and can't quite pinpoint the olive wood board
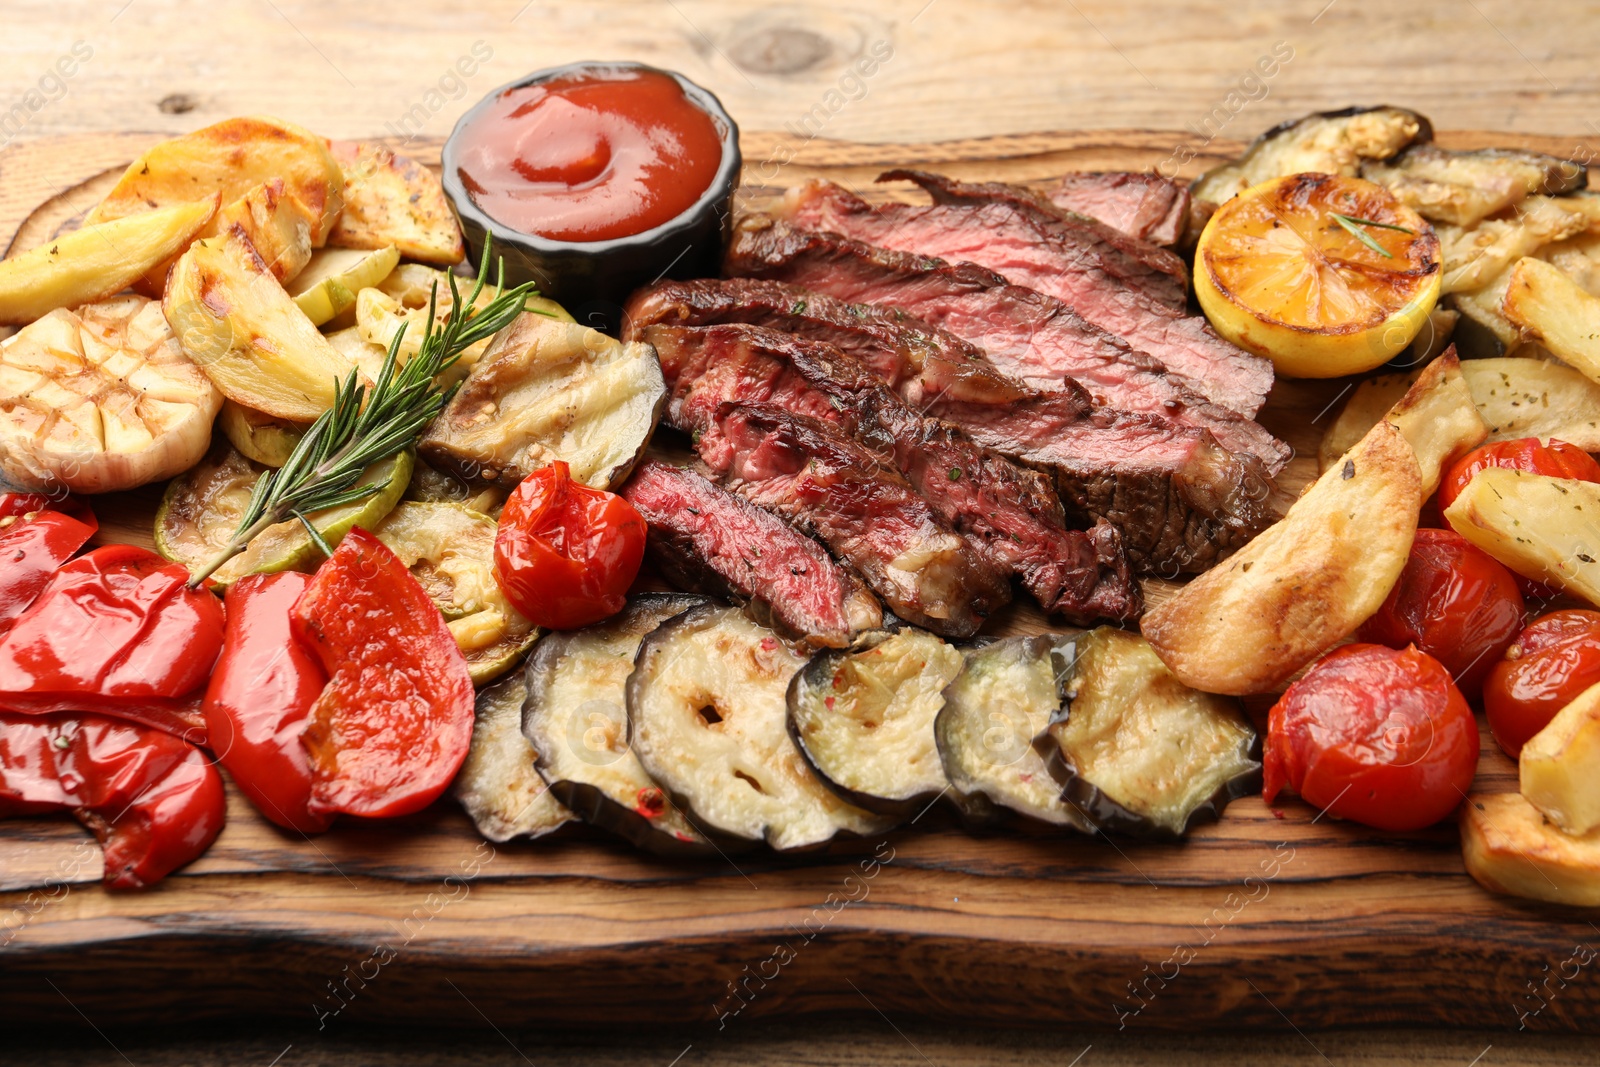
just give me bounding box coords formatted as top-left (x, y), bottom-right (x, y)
top-left (0, 128), bottom-right (1595, 1035)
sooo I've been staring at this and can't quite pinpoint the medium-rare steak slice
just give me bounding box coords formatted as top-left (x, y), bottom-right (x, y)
top-left (705, 402), bottom-right (1011, 639)
top-left (644, 322), bottom-right (1141, 622)
top-left (620, 461), bottom-right (882, 646)
top-left (789, 175), bottom-right (1272, 417)
top-left (1048, 171), bottom-right (1191, 247)
top-left (937, 394), bottom-right (1276, 573)
top-left (726, 215), bottom-right (1291, 473)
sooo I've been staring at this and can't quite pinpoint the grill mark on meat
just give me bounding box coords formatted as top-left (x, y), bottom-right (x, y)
top-left (1048, 171), bottom-right (1191, 247)
top-left (706, 403), bottom-right (1012, 639)
top-left (790, 175), bottom-right (1272, 417)
top-left (725, 214), bottom-right (1291, 473)
top-left (621, 461), bottom-right (883, 646)
top-left (877, 169), bottom-right (1189, 307)
top-left (626, 276), bottom-right (1275, 572)
top-left (644, 322), bottom-right (1141, 622)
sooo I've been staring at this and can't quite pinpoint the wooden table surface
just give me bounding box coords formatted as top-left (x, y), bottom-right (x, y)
top-left (6, 2), bottom-right (1600, 1065)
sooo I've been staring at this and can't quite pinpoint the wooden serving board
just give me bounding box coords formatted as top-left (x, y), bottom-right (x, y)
top-left (2, 128), bottom-right (1597, 1036)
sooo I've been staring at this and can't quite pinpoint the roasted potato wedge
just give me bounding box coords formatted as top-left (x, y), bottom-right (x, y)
top-left (1502, 256), bottom-right (1600, 384)
top-left (1521, 681), bottom-right (1600, 836)
top-left (1144, 420), bottom-right (1422, 695)
top-left (0, 198), bottom-right (216, 325)
top-left (1362, 144), bottom-right (1586, 227)
top-left (1191, 105), bottom-right (1429, 205)
top-left (454, 671), bottom-right (575, 843)
top-left (288, 245), bottom-right (399, 327)
top-left (164, 228), bottom-right (364, 422)
top-left (1443, 468), bottom-right (1600, 606)
top-left (1462, 792), bottom-right (1600, 906)
top-left (1438, 197), bottom-right (1589, 295)
top-left (216, 400), bottom-right (304, 467)
top-left (328, 141), bottom-right (464, 266)
top-left (1321, 355), bottom-right (1600, 467)
top-left (88, 116), bottom-right (343, 246)
top-left (419, 311), bottom-right (667, 492)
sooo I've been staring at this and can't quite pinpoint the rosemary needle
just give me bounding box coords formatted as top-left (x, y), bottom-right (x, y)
top-left (188, 236), bottom-right (536, 587)
top-left (1330, 212), bottom-right (1414, 259)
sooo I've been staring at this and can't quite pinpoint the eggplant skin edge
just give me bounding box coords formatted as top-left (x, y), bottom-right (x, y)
top-left (1244, 104), bottom-right (1434, 156)
top-left (1044, 741), bottom-right (1263, 841)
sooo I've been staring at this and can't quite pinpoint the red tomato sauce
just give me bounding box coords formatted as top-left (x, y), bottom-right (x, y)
top-left (455, 69), bottom-right (723, 242)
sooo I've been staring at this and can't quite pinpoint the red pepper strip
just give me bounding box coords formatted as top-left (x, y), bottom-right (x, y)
top-left (0, 492), bottom-right (97, 528)
top-left (0, 545), bottom-right (225, 699)
top-left (0, 505), bottom-right (98, 635)
top-left (203, 573), bottom-right (331, 833)
top-left (292, 528), bottom-right (475, 819)
top-left (0, 691), bottom-right (207, 744)
top-left (0, 711), bottom-right (225, 889)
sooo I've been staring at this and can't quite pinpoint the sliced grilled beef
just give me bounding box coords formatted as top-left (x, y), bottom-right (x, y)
top-left (726, 214), bottom-right (1290, 473)
top-left (790, 175), bottom-right (1271, 417)
top-left (1048, 171), bottom-right (1191, 247)
top-left (621, 461), bottom-right (882, 646)
top-left (706, 403), bottom-right (1011, 639)
top-left (875, 170), bottom-right (1188, 307)
top-left (644, 322), bottom-right (1141, 621)
top-left (624, 276), bottom-right (1030, 410)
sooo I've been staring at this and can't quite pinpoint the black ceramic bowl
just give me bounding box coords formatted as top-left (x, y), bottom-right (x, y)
top-left (441, 61), bottom-right (741, 328)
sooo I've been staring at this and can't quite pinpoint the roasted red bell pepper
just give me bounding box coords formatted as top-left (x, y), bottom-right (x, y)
top-left (292, 527), bottom-right (474, 819)
top-left (203, 572), bottom-right (332, 833)
top-left (0, 711), bottom-right (225, 889)
top-left (0, 545), bottom-right (225, 700)
top-left (0, 494), bottom-right (97, 635)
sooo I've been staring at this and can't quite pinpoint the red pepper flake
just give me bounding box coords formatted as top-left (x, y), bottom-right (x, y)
top-left (759, 637), bottom-right (778, 652)
top-left (636, 786), bottom-right (667, 818)
top-left (1271, 808), bottom-right (1286, 820)
top-left (825, 696), bottom-right (836, 710)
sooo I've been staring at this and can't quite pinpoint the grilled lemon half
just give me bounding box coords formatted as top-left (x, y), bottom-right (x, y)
top-left (1195, 173), bottom-right (1441, 379)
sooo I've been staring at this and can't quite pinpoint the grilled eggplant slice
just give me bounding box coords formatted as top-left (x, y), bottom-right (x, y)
top-left (522, 593), bottom-right (713, 856)
top-left (1362, 144), bottom-right (1586, 227)
top-left (1191, 105), bottom-right (1431, 205)
top-left (1041, 627), bottom-right (1259, 838)
top-left (455, 670), bottom-right (576, 843)
top-left (936, 635), bottom-right (1091, 831)
top-left (628, 604), bottom-right (895, 850)
top-left (419, 311), bottom-right (667, 492)
top-left (371, 502), bottom-right (537, 684)
top-left (787, 629), bottom-right (966, 818)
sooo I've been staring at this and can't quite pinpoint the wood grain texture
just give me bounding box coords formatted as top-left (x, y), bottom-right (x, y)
top-left (1, 127), bottom-right (1597, 1038)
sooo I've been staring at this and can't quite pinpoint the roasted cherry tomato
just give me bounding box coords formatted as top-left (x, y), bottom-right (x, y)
top-left (203, 572), bottom-right (331, 833)
top-left (1358, 528), bottom-right (1525, 699)
top-left (0, 711), bottom-right (225, 890)
top-left (1483, 609), bottom-right (1600, 757)
top-left (1439, 437), bottom-right (1600, 511)
top-left (494, 460), bottom-right (646, 630)
top-left (0, 497), bottom-right (97, 635)
top-left (1264, 644), bottom-right (1479, 832)
top-left (291, 527), bottom-right (474, 819)
top-left (0, 545), bottom-right (224, 699)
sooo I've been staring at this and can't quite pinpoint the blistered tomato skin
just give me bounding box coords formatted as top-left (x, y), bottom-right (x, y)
top-left (1439, 437), bottom-right (1600, 511)
top-left (1484, 610), bottom-right (1600, 757)
top-left (494, 460), bottom-right (646, 631)
top-left (1264, 644), bottom-right (1478, 832)
top-left (1358, 528), bottom-right (1525, 699)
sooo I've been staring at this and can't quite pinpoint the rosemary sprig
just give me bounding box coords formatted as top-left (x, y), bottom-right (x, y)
top-left (188, 237), bottom-right (535, 587)
top-left (1330, 212), bottom-right (1415, 259)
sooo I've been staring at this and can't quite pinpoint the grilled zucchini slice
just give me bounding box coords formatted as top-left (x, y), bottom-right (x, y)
top-left (522, 594), bottom-right (714, 857)
top-left (936, 635), bottom-right (1092, 831)
top-left (455, 670), bottom-right (576, 843)
top-left (1041, 627), bottom-right (1260, 838)
top-left (628, 604), bottom-right (895, 850)
top-left (787, 629), bottom-right (966, 818)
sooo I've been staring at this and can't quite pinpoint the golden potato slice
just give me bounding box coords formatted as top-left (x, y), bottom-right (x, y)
top-left (1521, 682), bottom-right (1600, 836)
top-left (1461, 792), bottom-right (1600, 906)
top-left (1143, 420), bottom-right (1421, 695)
top-left (88, 116), bottom-right (343, 246)
top-left (328, 141), bottom-right (464, 265)
top-left (163, 229), bottom-right (361, 422)
top-left (1369, 350), bottom-right (1485, 496)
top-left (1320, 354), bottom-right (1600, 470)
top-left (135, 179), bottom-right (315, 298)
top-left (1438, 196), bottom-right (1589, 294)
top-left (1502, 256), bottom-right (1600, 385)
top-left (0, 198), bottom-right (216, 325)
top-left (1444, 468), bottom-right (1600, 605)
